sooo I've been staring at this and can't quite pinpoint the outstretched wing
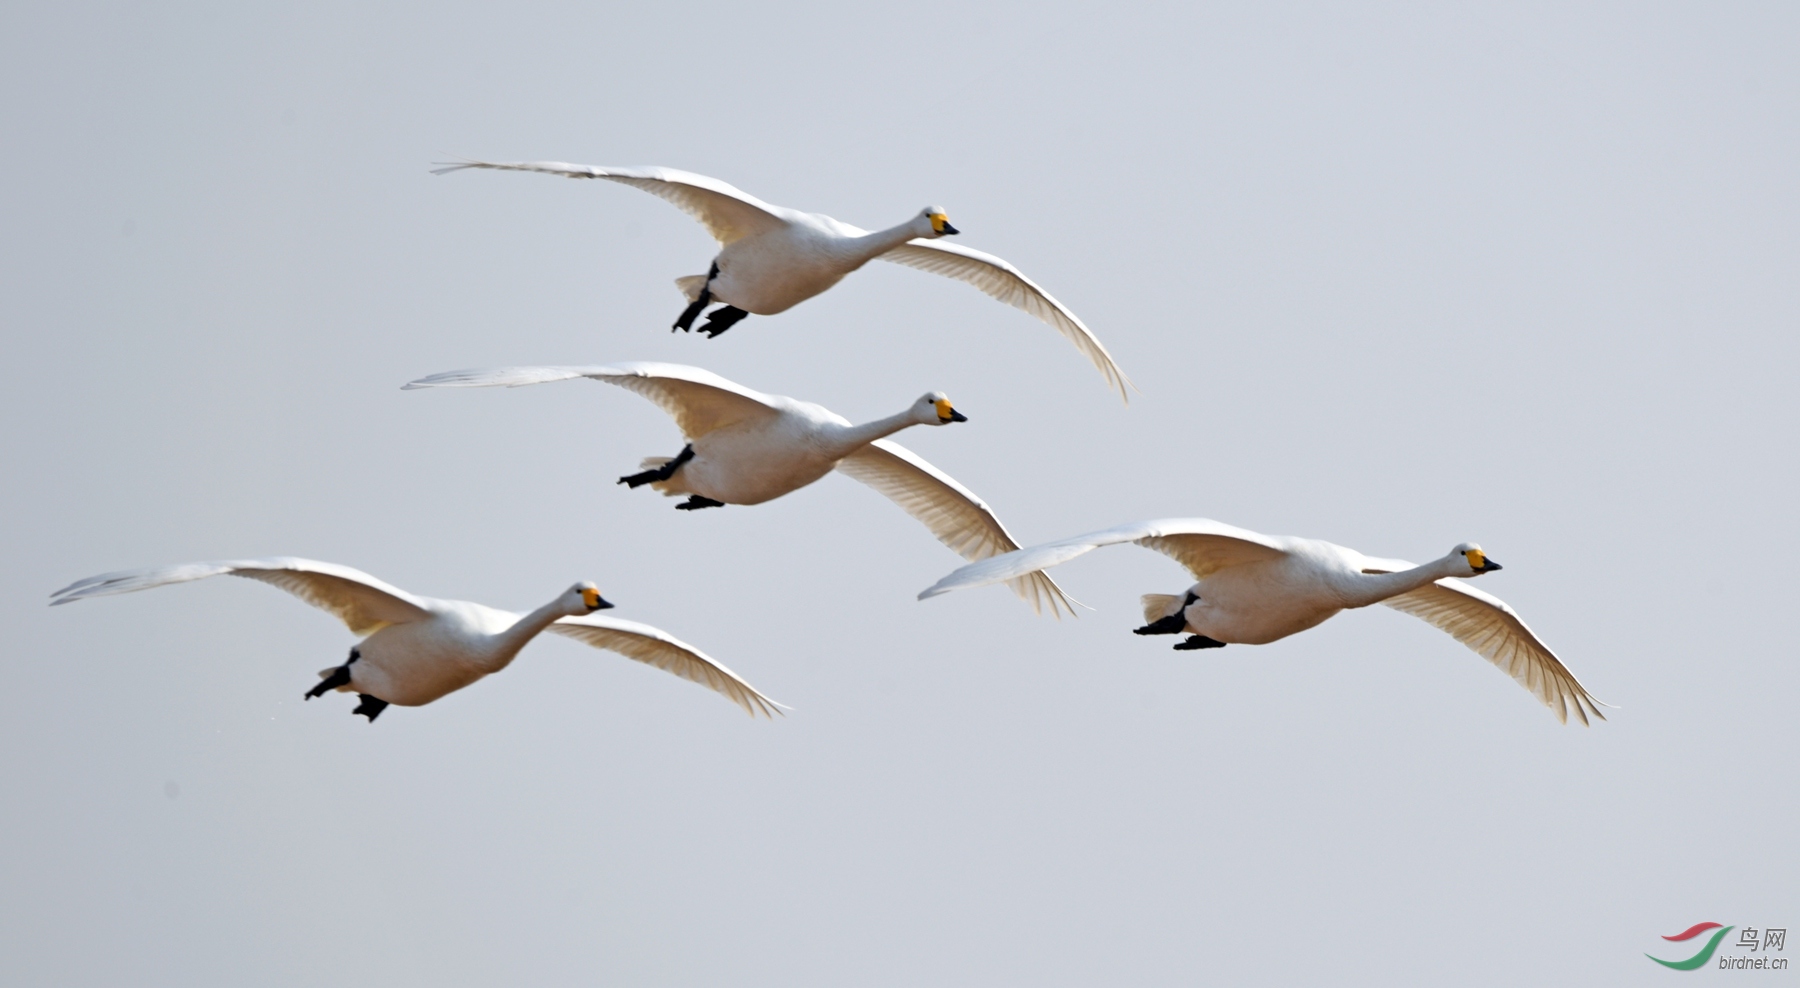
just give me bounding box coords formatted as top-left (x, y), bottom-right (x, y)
top-left (919, 517), bottom-right (1287, 600)
top-left (432, 159), bottom-right (787, 244)
top-left (834, 440), bottom-right (1074, 616)
top-left (404, 362), bottom-right (781, 440)
top-left (878, 240), bottom-right (1133, 402)
top-left (50, 557), bottom-right (432, 636)
top-left (1361, 559), bottom-right (1608, 725)
top-left (547, 615), bottom-right (784, 718)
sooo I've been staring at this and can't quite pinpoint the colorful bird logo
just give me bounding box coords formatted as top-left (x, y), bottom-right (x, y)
top-left (1648, 922), bottom-right (1734, 970)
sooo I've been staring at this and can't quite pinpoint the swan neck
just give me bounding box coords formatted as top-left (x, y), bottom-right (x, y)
top-left (488, 599), bottom-right (569, 667)
top-left (842, 220), bottom-right (926, 265)
top-left (1340, 558), bottom-right (1456, 608)
top-left (829, 409), bottom-right (920, 456)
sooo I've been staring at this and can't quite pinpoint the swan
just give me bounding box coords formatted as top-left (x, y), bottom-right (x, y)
top-left (430, 159), bottom-right (1133, 401)
top-left (404, 362), bottom-right (1073, 615)
top-left (50, 557), bottom-right (782, 721)
top-left (919, 518), bottom-right (1609, 724)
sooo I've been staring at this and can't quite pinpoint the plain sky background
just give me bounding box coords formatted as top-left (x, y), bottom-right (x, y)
top-left (3, 2), bottom-right (1795, 984)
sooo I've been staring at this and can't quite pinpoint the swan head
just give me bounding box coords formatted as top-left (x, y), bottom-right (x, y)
top-left (917, 391), bottom-right (968, 426)
top-left (1452, 543), bottom-right (1502, 575)
top-left (921, 206), bottom-right (959, 238)
top-left (570, 581), bottom-right (615, 613)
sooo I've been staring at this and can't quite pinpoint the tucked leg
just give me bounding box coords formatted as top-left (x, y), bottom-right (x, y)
top-left (696, 305), bottom-right (750, 338)
top-left (1172, 635), bottom-right (1227, 651)
top-left (352, 694), bottom-right (390, 722)
top-left (675, 495), bottom-right (726, 511)
top-left (305, 647), bottom-right (359, 700)
top-left (618, 444), bottom-right (695, 488)
top-left (672, 263), bottom-right (718, 333)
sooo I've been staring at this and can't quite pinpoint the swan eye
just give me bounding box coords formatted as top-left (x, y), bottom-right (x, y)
top-left (1463, 549), bottom-right (1486, 570)
top-left (581, 588), bottom-right (600, 609)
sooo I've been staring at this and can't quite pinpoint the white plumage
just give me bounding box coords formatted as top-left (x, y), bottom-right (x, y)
top-left (50, 557), bottom-right (782, 719)
top-left (920, 518), bottom-right (1608, 724)
top-left (432, 159), bottom-right (1133, 401)
top-left (405, 362), bottom-right (1073, 615)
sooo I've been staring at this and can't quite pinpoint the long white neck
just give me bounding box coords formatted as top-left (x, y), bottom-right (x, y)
top-left (486, 597), bottom-right (574, 670)
top-left (823, 408), bottom-right (925, 458)
top-left (1337, 555), bottom-right (1464, 609)
top-left (836, 218), bottom-right (930, 268)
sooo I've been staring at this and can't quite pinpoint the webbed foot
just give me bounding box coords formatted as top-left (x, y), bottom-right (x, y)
top-left (1171, 635), bottom-right (1227, 651)
top-left (353, 694), bottom-right (390, 722)
top-left (672, 263), bottom-right (718, 333)
top-left (675, 495), bottom-right (726, 510)
top-left (1134, 614), bottom-right (1189, 636)
top-left (305, 647), bottom-right (359, 699)
top-left (619, 444), bottom-right (695, 488)
top-left (697, 306), bottom-right (749, 338)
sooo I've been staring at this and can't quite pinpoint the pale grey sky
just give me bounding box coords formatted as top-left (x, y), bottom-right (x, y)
top-left (2, 2), bottom-right (1795, 984)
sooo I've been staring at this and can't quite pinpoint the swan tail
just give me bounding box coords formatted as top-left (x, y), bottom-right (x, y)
top-left (674, 274), bottom-right (708, 302)
top-left (1141, 593), bottom-right (1184, 623)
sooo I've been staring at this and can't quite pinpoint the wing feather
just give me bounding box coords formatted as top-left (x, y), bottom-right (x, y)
top-left (1368, 571), bottom-right (1609, 725)
top-left (879, 241), bottom-right (1133, 402)
top-left (835, 440), bottom-right (1074, 616)
top-left (547, 615), bottom-right (783, 718)
top-left (433, 159), bottom-right (786, 244)
top-left (404, 361), bottom-right (781, 439)
top-left (919, 518), bottom-right (1288, 599)
top-left (49, 558), bottom-right (431, 636)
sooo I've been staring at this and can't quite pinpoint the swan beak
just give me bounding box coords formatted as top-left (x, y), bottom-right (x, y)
top-left (934, 398), bottom-right (968, 423)
top-left (947, 408), bottom-right (968, 423)
top-left (582, 588), bottom-right (615, 611)
top-left (1477, 559), bottom-right (1502, 573)
top-left (929, 213), bottom-right (959, 236)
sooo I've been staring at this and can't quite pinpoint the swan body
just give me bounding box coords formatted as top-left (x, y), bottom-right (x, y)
top-left (50, 557), bottom-right (781, 719)
top-left (404, 362), bottom-right (1072, 615)
top-left (920, 518), bottom-right (1608, 724)
top-left (431, 159), bottom-right (1133, 401)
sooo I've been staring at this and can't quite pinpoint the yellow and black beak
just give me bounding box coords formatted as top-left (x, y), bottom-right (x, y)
top-left (1464, 549), bottom-right (1502, 573)
top-left (934, 398), bottom-right (969, 423)
top-left (581, 588), bottom-right (615, 611)
top-left (929, 213), bottom-right (959, 236)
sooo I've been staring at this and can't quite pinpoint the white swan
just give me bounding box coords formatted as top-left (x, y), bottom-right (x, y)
top-left (431, 159), bottom-right (1133, 401)
top-left (50, 557), bottom-right (782, 721)
top-left (404, 362), bottom-right (1073, 615)
top-left (919, 518), bottom-right (1608, 724)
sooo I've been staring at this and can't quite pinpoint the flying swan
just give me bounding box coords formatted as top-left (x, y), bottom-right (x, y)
top-left (50, 558), bottom-right (782, 721)
top-left (431, 159), bottom-right (1133, 401)
top-left (404, 362), bottom-right (1073, 615)
top-left (918, 518), bottom-right (1609, 724)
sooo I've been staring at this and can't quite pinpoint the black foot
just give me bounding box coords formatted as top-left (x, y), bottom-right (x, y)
top-left (305, 647), bottom-right (359, 699)
top-left (1172, 635), bottom-right (1227, 651)
top-left (618, 444), bottom-right (695, 488)
top-left (1134, 614), bottom-right (1189, 636)
top-left (672, 262), bottom-right (718, 332)
top-left (675, 495), bottom-right (726, 511)
top-left (697, 305), bottom-right (749, 338)
top-left (353, 694), bottom-right (390, 722)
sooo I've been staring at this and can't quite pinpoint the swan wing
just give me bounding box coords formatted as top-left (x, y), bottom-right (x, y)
top-left (548, 615), bottom-right (784, 718)
top-left (49, 557), bottom-right (431, 636)
top-left (404, 361), bottom-right (781, 440)
top-left (835, 439), bottom-right (1074, 616)
top-left (1362, 560), bottom-right (1608, 725)
top-left (431, 159), bottom-right (786, 244)
top-left (918, 518), bottom-right (1287, 599)
top-left (877, 240), bottom-right (1133, 402)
